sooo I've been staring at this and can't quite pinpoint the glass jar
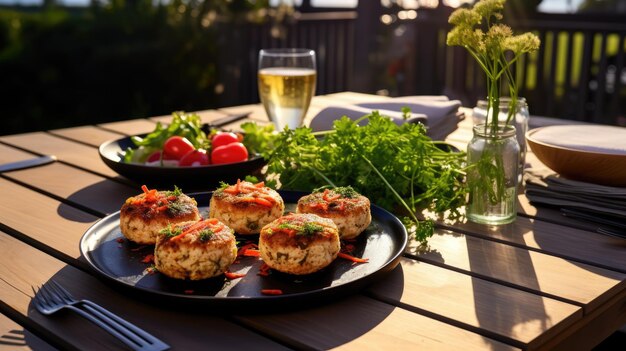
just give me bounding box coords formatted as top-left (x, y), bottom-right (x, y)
top-left (472, 97), bottom-right (529, 179)
top-left (466, 124), bottom-right (520, 225)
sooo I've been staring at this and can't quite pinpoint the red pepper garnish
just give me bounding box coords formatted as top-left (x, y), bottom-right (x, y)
top-left (171, 218), bottom-right (222, 241)
top-left (141, 254), bottom-right (154, 263)
top-left (338, 252), bottom-right (369, 263)
top-left (258, 263), bottom-right (271, 276)
top-left (310, 202), bottom-right (329, 211)
top-left (322, 189), bottom-right (341, 202)
top-left (116, 238), bottom-right (125, 243)
top-left (224, 271), bottom-right (246, 279)
top-left (243, 249), bottom-right (260, 257)
top-left (261, 289), bottom-right (283, 295)
top-left (237, 243), bottom-right (258, 256)
top-left (239, 197), bottom-right (273, 207)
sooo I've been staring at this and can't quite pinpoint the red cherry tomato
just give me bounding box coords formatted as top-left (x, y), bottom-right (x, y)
top-left (163, 136), bottom-right (195, 160)
top-left (211, 143), bottom-right (249, 164)
top-left (146, 150), bottom-right (178, 163)
top-left (211, 132), bottom-right (240, 149)
top-left (179, 149), bottom-right (210, 167)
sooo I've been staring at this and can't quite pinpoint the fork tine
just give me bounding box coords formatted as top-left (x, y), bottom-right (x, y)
top-left (38, 284), bottom-right (59, 307)
top-left (48, 281), bottom-right (161, 349)
top-left (31, 286), bottom-right (47, 312)
top-left (48, 281), bottom-right (74, 304)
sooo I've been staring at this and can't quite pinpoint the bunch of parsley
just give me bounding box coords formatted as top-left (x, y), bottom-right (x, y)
top-left (242, 112), bottom-right (467, 243)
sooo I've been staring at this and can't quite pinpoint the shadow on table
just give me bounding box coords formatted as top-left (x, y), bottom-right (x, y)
top-left (234, 264), bottom-right (404, 350)
top-left (28, 266), bottom-right (297, 350)
top-left (57, 179), bottom-right (141, 220)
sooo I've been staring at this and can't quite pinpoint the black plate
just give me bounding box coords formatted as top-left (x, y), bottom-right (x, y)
top-left (99, 135), bottom-right (267, 188)
top-left (79, 191), bottom-right (408, 311)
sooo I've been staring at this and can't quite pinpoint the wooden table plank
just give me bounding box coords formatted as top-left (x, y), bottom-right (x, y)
top-left (0, 312), bottom-right (56, 351)
top-left (406, 230), bottom-right (625, 312)
top-left (97, 119), bottom-right (157, 136)
top-left (0, 231), bottom-right (291, 351)
top-left (3, 163), bottom-right (138, 216)
top-left (48, 126), bottom-right (124, 148)
top-left (0, 178), bottom-right (98, 260)
top-left (0, 133), bottom-right (117, 179)
top-left (437, 216), bottom-right (626, 274)
top-left (366, 258), bottom-right (581, 349)
top-left (235, 295), bottom-right (518, 351)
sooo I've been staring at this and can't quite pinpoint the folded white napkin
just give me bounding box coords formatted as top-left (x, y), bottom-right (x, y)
top-left (309, 96), bottom-right (463, 140)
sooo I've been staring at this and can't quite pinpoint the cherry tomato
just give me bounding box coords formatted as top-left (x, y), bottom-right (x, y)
top-left (211, 143), bottom-right (249, 164)
top-left (211, 132), bottom-right (240, 149)
top-left (163, 136), bottom-right (195, 160)
top-left (179, 149), bottom-right (210, 167)
top-left (146, 150), bottom-right (177, 163)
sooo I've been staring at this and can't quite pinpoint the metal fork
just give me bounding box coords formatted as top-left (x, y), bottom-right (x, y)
top-left (32, 281), bottom-right (169, 351)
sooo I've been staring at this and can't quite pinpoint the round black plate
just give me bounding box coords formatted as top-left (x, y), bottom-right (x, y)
top-left (99, 135), bottom-right (266, 188)
top-left (79, 191), bottom-right (408, 311)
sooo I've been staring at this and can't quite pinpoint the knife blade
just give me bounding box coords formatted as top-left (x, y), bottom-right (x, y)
top-left (209, 111), bottom-right (253, 128)
top-left (0, 155), bottom-right (57, 173)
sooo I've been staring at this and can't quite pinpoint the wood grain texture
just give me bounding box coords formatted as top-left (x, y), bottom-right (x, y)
top-left (236, 295), bottom-right (518, 351)
top-left (0, 133), bottom-right (117, 178)
top-left (537, 288), bottom-right (626, 351)
top-left (49, 126), bottom-right (124, 148)
top-left (3, 163), bottom-right (138, 216)
top-left (97, 119), bottom-right (157, 135)
top-left (406, 230), bottom-right (625, 312)
top-left (366, 258), bottom-right (581, 349)
top-left (437, 216), bottom-right (626, 274)
top-left (0, 178), bottom-right (97, 259)
top-left (0, 312), bottom-right (56, 351)
top-left (0, 232), bottom-right (290, 351)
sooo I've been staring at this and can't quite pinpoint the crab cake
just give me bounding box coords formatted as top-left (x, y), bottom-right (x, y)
top-left (296, 186), bottom-right (372, 240)
top-left (154, 218), bottom-right (237, 280)
top-left (258, 213), bottom-right (340, 275)
top-left (209, 180), bottom-right (284, 235)
top-left (120, 185), bottom-right (201, 244)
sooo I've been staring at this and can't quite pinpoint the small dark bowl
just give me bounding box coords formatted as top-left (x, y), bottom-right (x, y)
top-left (99, 135), bottom-right (267, 189)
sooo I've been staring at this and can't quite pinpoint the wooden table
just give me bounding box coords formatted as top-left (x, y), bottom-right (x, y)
top-left (1, 92), bottom-right (624, 350)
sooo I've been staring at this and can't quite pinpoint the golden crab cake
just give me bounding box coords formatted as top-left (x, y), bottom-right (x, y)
top-left (209, 180), bottom-right (284, 235)
top-left (296, 186), bottom-right (372, 240)
top-left (120, 185), bottom-right (201, 244)
top-left (154, 218), bottom-right (237, 280)
top-left (259, 213), bottom-right (340, 275)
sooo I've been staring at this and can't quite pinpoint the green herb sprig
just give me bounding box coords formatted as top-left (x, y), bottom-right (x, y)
top-left (243, 113), bottom-right (467, 244)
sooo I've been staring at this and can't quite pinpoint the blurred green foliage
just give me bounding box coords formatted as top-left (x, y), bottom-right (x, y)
top-left (0, 0), bottom-right (269, 135)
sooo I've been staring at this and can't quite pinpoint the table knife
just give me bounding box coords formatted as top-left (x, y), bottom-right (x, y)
top-left (0, 155), bottom-right (57, 173)
top-left (210, 111), bottom-right (253, 128)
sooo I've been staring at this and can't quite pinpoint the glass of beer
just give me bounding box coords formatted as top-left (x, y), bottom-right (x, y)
top-left (258, 48), bottom-right (316, 130)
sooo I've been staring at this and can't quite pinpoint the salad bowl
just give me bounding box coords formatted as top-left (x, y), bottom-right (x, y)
top-left (99, 135), bottom-right (266, 189)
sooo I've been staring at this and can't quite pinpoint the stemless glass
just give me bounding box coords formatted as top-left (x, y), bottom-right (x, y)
top-left (258, 48), bottom-right (316, 130)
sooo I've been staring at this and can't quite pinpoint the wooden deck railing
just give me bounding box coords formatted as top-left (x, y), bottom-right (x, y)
top-left (214, 11), bottom-right (356, 107)
top-left (215, 6), bottom-right (626, 126)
